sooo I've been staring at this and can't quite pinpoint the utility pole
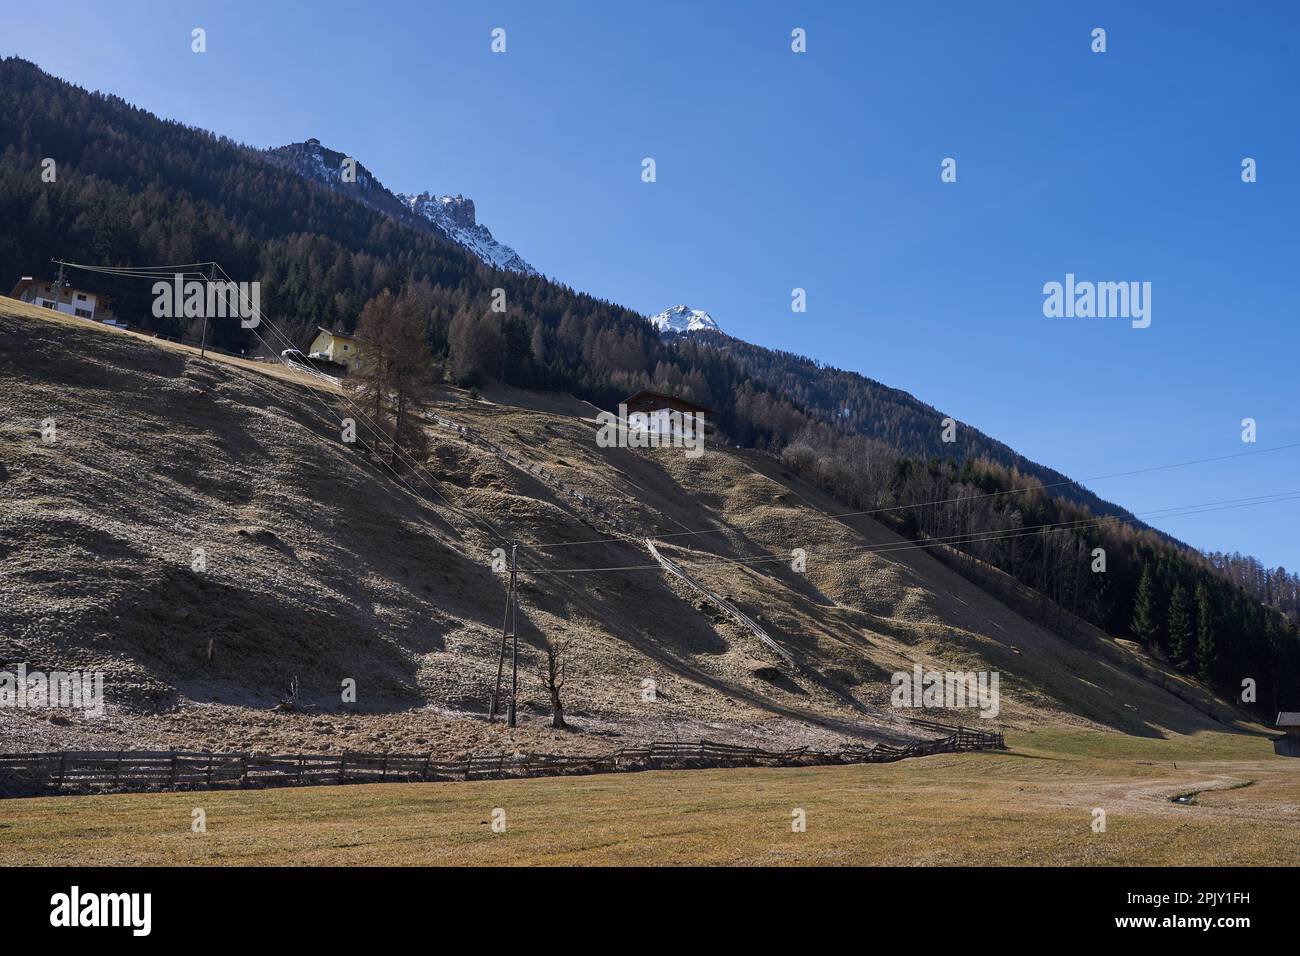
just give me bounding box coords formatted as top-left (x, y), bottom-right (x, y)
top-left (50, 260), bottom-right (66, 312)
top-left (199, 262), bottom-right (215, 359)
top-left (1041, 525), bottom-right (1049, 593)
top-left (489, 542), bottom-right (519, 725)
top-left (508, 542), bottom-right (519, 728)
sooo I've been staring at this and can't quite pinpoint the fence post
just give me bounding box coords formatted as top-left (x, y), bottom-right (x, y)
top-left (169, 752), bottom-right (178, 789)
top-left (114, 751), bottom-right (123, 788)
top-left (338, 753), bottom-right (347, 784)
top-left (57, 751), bottom-right (68, 789)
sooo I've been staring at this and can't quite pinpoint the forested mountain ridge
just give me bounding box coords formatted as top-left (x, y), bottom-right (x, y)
top-left (0, 55), bottom-right (947, 453)
top-left (0, 59), bottom-right (673, 397)
top-left (265, 138), bottom-right (538, 275)
top-left (678, 329), bottom-right (1141, 526)
top-left (0, 56), bottom-right (1294, 715)
top-left (263, 137), bottom-right (425, 226)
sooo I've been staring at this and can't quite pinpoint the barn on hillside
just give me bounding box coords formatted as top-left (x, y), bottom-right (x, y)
top-left (621, 389), bottom-right (713, 418)
top-left (619, 390), bottom-right (714, 438)
top-left (1275, 713), bottom-right (1300, 757)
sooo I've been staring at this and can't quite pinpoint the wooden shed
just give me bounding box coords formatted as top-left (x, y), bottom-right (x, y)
top-left (1274, 712), bottom-right (1300, 757)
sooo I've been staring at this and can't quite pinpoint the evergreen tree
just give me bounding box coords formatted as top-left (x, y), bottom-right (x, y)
top-left (1167, 581), bottom-right (1193, 668)
top-left (1195, 582), bottom-right (1217, 683)
top-left (1131, 564), bottom-right (1160, 651)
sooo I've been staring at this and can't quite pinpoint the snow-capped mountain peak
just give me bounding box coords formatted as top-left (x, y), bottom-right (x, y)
top-left (649, 304), bottom-right (721, 335)
top-left (266, 139), bottom-right (537, 276)
top-left (396, 191), bottom-right (538, 276)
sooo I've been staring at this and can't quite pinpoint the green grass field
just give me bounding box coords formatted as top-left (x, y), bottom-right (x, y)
top-left (2, 729), bottom-right (1296, 866)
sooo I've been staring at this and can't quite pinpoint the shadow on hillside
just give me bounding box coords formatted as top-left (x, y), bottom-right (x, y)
top-left (69, 564), bottom-right (433, 711)
top-left (668, 445), bottom-right (1264, 742)
top-left (518, 561), bottom-right (909, 744)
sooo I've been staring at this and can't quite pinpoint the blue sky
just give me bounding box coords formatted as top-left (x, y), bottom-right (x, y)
top-left (4, 1), bottom-right (1298, 568)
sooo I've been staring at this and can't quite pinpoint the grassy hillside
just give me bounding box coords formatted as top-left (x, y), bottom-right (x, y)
top-left (0, 300), bottom-right (1264, 762)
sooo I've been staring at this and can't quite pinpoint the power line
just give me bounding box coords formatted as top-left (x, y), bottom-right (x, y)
top-left (65, 257), bottom-right (512, 552)
top-left (53, 260), bottom-right (217, 280)
top-left (214, 280), bottom-right (579, 710)
top-left (61, 259), bottom-right (1297, 601)
top-left (235, 285), bottom-right (503, 535)
top-left (211, 263), bottom-right (517, 551)
top-left (178, 277), bottom-right (1300, 589)
top-left (183, 267), bottom-right (547, 711)
top-left (50, 258), bottom-right (1300, 711)
top-left (526, 440), bottom-right (1300, 551)
top-left (528, 490), bottom-right (1300, 575)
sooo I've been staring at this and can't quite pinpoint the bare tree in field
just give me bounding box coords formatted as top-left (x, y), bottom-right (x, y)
top-left (538, 637), bottom-right (571, 729)
top-left (350, 286), bottom-right (439, 466)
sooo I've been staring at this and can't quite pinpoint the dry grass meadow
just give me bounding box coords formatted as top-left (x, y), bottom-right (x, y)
top-left (1, 728), bottom-right (1296, 866)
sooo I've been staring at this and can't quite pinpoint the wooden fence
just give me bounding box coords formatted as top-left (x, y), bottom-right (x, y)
top-left (0, 728), bottom-right (1005, 797)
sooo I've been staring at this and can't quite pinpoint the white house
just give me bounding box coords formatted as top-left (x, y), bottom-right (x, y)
top-left (620, 390), bottom-right (714, 437)
top-left (9, 277), bottom-right (113, 322)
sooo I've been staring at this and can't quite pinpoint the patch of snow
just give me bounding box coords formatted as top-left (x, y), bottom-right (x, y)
top-left (648, 304), bottom-right (721, 335)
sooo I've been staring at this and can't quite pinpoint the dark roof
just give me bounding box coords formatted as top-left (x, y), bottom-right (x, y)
top-left (621, 389), bottom-right (715, 416)
top-left (1277, 712), bottom-right (1300, 727)
top-left (9, 276), bottom-right (105, 301)
top-left (316, 325), bottom-right (355, 340)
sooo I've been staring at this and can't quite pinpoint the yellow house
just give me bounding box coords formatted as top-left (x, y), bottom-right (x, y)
top-left (307, 326), bottom-right (361, 369)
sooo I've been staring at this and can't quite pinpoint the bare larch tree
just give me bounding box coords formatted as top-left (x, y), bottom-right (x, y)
top-left (538, 637), bottom-right (570, 729)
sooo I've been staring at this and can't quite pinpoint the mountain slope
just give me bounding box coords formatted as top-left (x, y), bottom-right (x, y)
top-left (0, 302), bottom-right (1258, 757)
top-left (673, 329), bottom-right (1141, 525)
